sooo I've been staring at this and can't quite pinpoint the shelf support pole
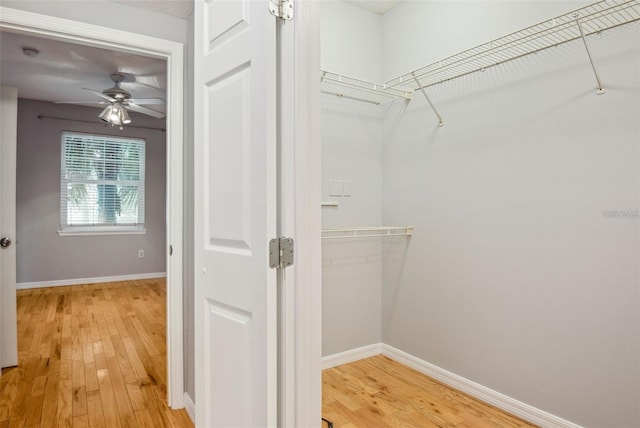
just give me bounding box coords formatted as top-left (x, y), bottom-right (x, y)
top-left (411, 72), bottom-right (444, 127)
top-left (574, 14), bottom-right (605, 95)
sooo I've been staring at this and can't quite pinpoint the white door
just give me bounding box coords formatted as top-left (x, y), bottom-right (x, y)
top-left (193, 0), bottom-right (277, 426)
top-left (0, 86), bottom-right (18, 370)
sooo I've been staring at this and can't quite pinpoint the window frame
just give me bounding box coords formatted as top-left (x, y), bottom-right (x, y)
top-left (58, 131), bottom-right (146, 236)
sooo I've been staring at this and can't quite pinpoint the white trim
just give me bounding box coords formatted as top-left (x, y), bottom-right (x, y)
top-left (381, 344), bottom-right (583, 428)
top-left (281, 0), bottom-right (322, 426)
top-left (165, 22), bottom-right (185, 411)
top-left (0, 6), bottom-right (184, 409)
top-left (58, 228), bottom-right (147, 237)
top-left (322, 343), bottom-right (382, 370)
top-left (17, 272), bottom-right (167, 290)
top-left (183, 392), bottom-right (195, 423)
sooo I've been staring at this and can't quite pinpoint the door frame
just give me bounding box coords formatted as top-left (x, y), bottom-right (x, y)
top-left (0, 86), bottom-right (19, 372)
top-left (0, 7), bottom-right (185, 408)
top-left (278, 1), bottom-right (322, 425)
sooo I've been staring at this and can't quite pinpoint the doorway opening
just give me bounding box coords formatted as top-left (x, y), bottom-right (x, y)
top-left (0, 6), bottom-right (184, 409)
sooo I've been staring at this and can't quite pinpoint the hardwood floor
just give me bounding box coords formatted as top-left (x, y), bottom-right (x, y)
top-left (322, 355), bottom-right (538, 428)
top-left (0, 279), bottom-right (193, 428)
top-left (3, 279), bottom-right (540, 427)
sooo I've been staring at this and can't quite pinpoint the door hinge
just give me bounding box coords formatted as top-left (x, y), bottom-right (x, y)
top-left (269, 0), bottom-right (293, 20)
top-left (269, 237), bottom-right (294, 269)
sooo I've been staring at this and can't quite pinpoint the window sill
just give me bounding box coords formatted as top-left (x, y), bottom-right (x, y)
top-left (58, 227), bottom-right (147, 237)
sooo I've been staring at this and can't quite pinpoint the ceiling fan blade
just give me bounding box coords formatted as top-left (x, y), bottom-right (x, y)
top-left (125, 103), bottom-right (166, 119)
top-left (53, 100), bottom-right (108, 105)
top-left (128, 98), bottom-right (166, 105)
top-left (83, 88), bottom-right (116, 102)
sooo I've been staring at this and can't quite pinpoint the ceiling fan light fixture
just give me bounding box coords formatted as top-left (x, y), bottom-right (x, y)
top-left (98, 104), bottom-right (114, 122)
top-left (120, 106), bottom-right (132, 124)
top-left (109, 106), bottom-right (122, 124)
top-left (98, 102), bottom-right (131, 127)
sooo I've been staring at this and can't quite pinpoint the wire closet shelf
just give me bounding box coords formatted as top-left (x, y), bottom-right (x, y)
top-left (320, 71), bottom-right (413, 105)
top-left (322, 226), bottom-right (414, 240)
top-left (321, 0), bottom-right (640, 104)
top-left (387, 0), bottom-right (640, 90)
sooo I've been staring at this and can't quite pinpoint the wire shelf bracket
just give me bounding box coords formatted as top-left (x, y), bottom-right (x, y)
top-left (574, 13), bottom-right (606, 94)
top-left (321, 226), bottom-right (414, 240)
top-left (412, 72), bottom-right (445, 127)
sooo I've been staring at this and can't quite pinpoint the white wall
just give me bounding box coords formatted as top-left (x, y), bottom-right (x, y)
top-left (0, 0), bottom-right (187, 44)
top-left (16, 99), bottom-right (166, 283)
top-left (321, 1), bottom-right (382, 82)
top-left (321, 1), bottom-right (385, 356)
top-left (321, 100), bottom-right (384, 355)
top-left (380, 2), bottom-right (639, 427)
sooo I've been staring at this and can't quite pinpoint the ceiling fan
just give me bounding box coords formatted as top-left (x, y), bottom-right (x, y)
top-left (55, 73), bottom-right (166, 121)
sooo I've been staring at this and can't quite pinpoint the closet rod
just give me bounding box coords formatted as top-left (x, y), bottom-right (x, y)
top-left (37, 115), bottom-right (166, 132)
top-left (322, 226), bottom-right (414, 239)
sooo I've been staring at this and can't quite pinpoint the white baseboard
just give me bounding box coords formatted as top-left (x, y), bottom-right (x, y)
top-left (16, 272), bottom-right (167, 290)
top-left (183, 392), bottom-right (195, 423)
top-left (322, 343), bottom-right (382, 369)
top-left (381, 344), bottom-right (583, 428)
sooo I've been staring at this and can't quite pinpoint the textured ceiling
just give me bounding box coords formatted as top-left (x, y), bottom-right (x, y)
top-left (0, 31), bottom-right (167, 115)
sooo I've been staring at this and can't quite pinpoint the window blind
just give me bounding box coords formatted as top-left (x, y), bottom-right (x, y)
top-left (60, 132), bottom-right (145, 231)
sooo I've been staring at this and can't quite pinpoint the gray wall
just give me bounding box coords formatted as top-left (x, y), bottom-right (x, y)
top-left (321, 2), bottom-right (384, 356)
top-left (380, 2), bottom-right (639, 427)
top-left (16, 99), bottom-right (166, 283)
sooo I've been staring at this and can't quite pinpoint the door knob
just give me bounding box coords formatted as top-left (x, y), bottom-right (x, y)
top-left (0, 237), bottom-right (11, 248)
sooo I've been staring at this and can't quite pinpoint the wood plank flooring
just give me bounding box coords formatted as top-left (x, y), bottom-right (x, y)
top-left (0, 279), bottom-right (193, 428)
top-left (322, 355), bottom-right (538, 428)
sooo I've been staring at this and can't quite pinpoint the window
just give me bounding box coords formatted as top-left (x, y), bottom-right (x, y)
top-left (59, 131), bottom-right (146, 236)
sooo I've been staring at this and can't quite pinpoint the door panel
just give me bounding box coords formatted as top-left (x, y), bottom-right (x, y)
top-left (208, 0), bottom-right (248, 46)
top-left (206, 66), bottom-right (252, 251)
top-left (0, 86), bottom-right (18, 370)
top-left (194, 0), bottom-right (277, 426)
top-left (206, 300), bottom-right (253, 426)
